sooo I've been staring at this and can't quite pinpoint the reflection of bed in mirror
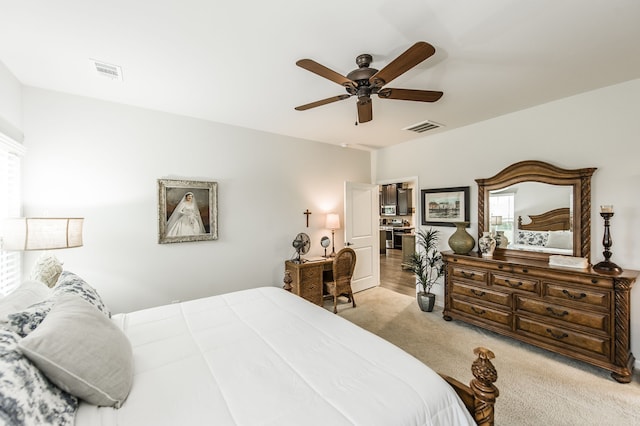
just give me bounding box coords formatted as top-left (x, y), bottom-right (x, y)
top-left (511, 207), bottom-right (573, 254)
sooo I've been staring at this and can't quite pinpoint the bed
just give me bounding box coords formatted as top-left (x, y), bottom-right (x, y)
top-left (511, 207), bottom-right (574, 254)
top-left (0, 272), bottom-right (499, 426)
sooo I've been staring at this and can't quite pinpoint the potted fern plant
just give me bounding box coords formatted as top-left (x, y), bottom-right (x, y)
top-left (409, 227), bottom-right (444, 312)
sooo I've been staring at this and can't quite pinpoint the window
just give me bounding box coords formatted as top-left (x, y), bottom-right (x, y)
top-left (489, 192), bottom-right (515, 243)
top-left (0, 133), bottom-right (24, 296)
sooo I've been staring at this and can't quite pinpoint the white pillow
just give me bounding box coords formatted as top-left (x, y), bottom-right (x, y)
top-left (0, 280), bottom-right (52, 318)
top-left (18, 294), bottom-right (134, 408)
top-left (30, 253), bottom-right (64, 288)
top-left (546, 230), bottom-right (573, 249)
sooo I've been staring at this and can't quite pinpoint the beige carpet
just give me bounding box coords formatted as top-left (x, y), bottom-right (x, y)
top-left (328, 287), bottom-right (640, 426)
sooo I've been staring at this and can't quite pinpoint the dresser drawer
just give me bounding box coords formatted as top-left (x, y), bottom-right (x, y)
top-left (450, 267), bottom-right (488, 284)
top-left (287, 262), bottom-right (324, 306)
top-left (544, 282), bottom-right (610, 309)
top-left (515, 296), bottom-right (609, 333)
top-left (542, 271), bottom-right (613, 289)
top-left (516, 317), bottom-right (610, 358)
top-left (452, 282), bottom-right (511, 307)
top-left (492, 273), bottom-right (539, 293)
top-left (452, 299), bottom-right (511, 327)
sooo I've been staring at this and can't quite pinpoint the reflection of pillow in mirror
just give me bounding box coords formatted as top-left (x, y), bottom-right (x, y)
top-left (516, 230), bottom-right (548, 246)
top-left (546, 231), bottom-right (573, 249)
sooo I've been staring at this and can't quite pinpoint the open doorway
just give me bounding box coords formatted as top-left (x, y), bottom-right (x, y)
top-left (377, 177), bottom-right (418, 297)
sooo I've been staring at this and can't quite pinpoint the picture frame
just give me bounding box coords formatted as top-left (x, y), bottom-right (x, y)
top-left (421, 186), bottom-right (470, 227)
top-left (158, 178), bottom-right (218, 244)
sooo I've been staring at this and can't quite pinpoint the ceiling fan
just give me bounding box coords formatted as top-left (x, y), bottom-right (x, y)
top-left (295, 41), bottom-right (443, 124)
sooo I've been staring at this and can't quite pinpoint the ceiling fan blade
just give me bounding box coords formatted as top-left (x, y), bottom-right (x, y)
top-left (369, 42), bottom-right (436, 87)
top-left (357, 99), bottom-right (372, 123)
top-left (296, 59), bottom-right (356, 89)
top-left (378, 88), bottom-right (443, 102)
top-left (295, 94), bottom-right (351, 111)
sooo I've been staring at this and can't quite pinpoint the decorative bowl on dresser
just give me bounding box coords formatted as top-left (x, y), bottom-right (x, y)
top-left (442, 160), bottom-right (637, 382)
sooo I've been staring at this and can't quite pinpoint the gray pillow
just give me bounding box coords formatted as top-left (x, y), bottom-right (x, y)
top-left (18, 295), bottom-right (134, 408)
top-left (54, 271), bottom-right (111, 317)
top-left (4, 271), bottom-right (111, 338)
top-left (0, 279), bottom-right (51, 318)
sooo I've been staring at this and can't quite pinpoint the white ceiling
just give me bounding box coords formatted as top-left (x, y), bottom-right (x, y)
top-left (1, 1), bottom-right (639, 150)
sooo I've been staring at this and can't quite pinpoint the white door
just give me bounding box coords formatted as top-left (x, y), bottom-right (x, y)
top-left (344, 181), bottom-right (379, 292)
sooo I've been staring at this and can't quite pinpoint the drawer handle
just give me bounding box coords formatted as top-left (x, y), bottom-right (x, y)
top-left (497, 265), bottom-right (503, 269)
top-left (471, 289), bottom-right (486, 297)
top-left (591, 279), bottom-right (598, 284)
top-left (546, 307), bottom-right (569, 318)
top-left (461, 271), bottom-right (476, 279)
top-left (471, 307), bottom-right (486, 315)
top-left (504, 279), bottom-right (522, 287)
top-left (522, 268), bottom-right (529, 273)
top-left (546, 329), bottom-right (569, 340)
top-left (562, 289), bottom-right (587, 300)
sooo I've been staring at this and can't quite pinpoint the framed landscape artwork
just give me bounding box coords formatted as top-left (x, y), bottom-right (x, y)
top-left (421, 186), bottom-right (470, 227)
top-left (158, 178), bottom-right (218, 244)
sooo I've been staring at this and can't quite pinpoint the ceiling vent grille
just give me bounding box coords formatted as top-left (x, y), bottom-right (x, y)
top-left (90, 59), bottom-right (123, 81)
top-left (403, 120), bottom-right (443, 133)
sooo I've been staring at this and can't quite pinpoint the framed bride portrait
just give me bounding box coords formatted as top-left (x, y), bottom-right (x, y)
top-left (158, 178), bottom-right (218, 244)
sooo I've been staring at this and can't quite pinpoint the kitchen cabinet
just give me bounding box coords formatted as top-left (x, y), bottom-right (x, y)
top-left (401, 234), bottom-right (415, 269)
top-left (397, 188), bottom-right (412, 215)
top-left (381, 184), bottom-right (397, 207)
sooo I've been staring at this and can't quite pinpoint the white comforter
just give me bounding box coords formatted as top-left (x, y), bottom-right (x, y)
top-left (75, 287), bottom-right (474, 425)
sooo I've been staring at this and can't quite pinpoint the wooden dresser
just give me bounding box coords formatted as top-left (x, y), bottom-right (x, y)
top-left (442, 251), bottom-right (638, 382)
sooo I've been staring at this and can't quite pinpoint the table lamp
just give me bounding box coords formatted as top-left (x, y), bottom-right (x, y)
top-left (1, 217), bottom-right (84, 286)
top-left (490, 215), bottom-right (502, 233)
top-left (325, 213), bottom-right (340, 257)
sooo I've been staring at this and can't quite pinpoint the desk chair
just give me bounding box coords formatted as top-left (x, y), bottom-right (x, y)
top-left (324, 248), bottom-right (356, 314)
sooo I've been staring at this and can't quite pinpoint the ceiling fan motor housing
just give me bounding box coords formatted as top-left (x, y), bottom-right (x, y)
top-left (347, 54), bottom-right (378, 98)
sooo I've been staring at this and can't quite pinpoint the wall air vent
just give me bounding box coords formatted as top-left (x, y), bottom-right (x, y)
top-left (403, 120), bottom-right (443, 133)
top-left (90, 59), bottom-right (123, 81)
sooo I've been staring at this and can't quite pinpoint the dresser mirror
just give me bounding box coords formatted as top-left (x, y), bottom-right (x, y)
top-left (476, 160), bottom-right (596, 262)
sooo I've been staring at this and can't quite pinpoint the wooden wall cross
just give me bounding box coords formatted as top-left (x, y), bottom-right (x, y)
top-left (303, 209), bottom-right (312, 227)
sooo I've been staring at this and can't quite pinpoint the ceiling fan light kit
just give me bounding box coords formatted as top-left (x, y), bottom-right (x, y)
top-left (295, 41), bottom-right (443, 123)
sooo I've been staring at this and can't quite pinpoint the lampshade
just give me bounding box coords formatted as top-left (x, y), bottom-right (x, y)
top-left (325, 213), bottom-right (340, 230)
top-left (1, 218), bottom-right (84, 251)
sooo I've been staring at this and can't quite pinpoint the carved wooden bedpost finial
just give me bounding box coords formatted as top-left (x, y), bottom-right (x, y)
top-left (283, 270), bottom-right (293, 292)
top-left (471, 347), bottom-right (499, 426)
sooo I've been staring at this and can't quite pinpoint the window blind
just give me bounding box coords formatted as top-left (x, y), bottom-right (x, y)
top-left (0, 133), bottom-right (24, 296)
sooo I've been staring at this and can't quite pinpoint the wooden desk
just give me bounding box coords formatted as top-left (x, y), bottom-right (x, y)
top-left (285, 258), bottom-right (333, 305)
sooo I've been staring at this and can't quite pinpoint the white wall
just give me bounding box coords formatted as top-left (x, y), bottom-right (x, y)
top-left (21, 87), bottom-right (371, 313)
top-left (375, 78), bottom-right (640, 359)
top-left (0, 60), bottom-right (23, 141)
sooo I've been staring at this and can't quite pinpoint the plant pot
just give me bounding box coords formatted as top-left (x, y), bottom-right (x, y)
top-left (417, 292), bottom-right (436, 312)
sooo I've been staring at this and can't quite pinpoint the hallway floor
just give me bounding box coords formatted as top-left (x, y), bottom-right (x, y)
top-left (379, 248), bottom-right (416, 297)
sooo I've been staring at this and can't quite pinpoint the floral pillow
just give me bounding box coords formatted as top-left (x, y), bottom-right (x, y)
top-left (53, 271), bottom-right (111, 318)
top-left (3, 271), bottom-right (110, 337)
top-left (0, 328), bottom-right (78, 425)
top-left (2, 299), bottom-right (54, 337)
top-left (516, 230), bottom-right (549, 247)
